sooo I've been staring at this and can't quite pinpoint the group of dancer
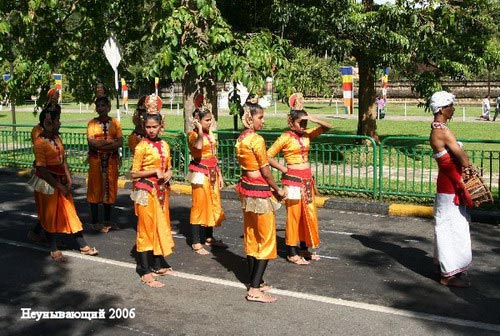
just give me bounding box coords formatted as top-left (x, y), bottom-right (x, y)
top-left (27, 86), bottom-right (332, 301)
top-left (27, 85), bottom-right (474, 303)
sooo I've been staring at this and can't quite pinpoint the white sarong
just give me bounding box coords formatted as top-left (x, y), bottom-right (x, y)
top-left (433, 193), bottom-right (472, 277)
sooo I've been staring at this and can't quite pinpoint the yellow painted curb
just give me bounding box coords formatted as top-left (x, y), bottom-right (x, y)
top-left (117, 179), bottom-right (128, 188)
top-left (17, 169), bottom-right (32, 177)
top-left (315, 196), bottom-right (329, 208)
top-left (389, 203), bottom-right (433, 218)
top-left (170, 184), bottom-right (192, 195)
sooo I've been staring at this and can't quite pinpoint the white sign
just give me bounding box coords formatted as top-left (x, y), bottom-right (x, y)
top-left (102, 36), bottom-right (122, 70)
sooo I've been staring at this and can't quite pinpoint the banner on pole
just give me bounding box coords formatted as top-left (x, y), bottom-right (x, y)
top-left (155, 77), bottom-right (159, 95)
top-left (381, 67), bottom-right (389, 98)
top-left (52, 74), bottom-right (63, 103)
top-left (340, 66), bottom-right (353, 114)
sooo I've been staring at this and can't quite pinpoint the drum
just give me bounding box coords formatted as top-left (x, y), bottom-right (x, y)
top-left (463, 165), bottom-right (493, 207)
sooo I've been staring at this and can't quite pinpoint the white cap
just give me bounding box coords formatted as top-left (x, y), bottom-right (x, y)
top-left (430, 91), bottom-right (455, 114)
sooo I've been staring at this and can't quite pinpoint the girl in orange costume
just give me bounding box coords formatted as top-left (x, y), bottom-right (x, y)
top-left (187, 96), bottom-right (226, 255)
top-left (130, 96), bottom-right (175, 288)
top-left (267, 93), bottom-right (331, 265)
top-left (30, 105), bottom-right (98, 261)
top-left (235, 101), bottom-right (285, 303)
top-left (128, 96), bottom-right (147, 155)
top-left (86, 94), bottom-right (123, 233)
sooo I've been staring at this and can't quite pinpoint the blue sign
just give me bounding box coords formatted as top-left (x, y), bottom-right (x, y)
top-left (2, 74), bottom-right (11, 81)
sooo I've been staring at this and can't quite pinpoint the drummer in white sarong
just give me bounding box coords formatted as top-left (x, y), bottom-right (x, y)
top-left (429, 91), bottom-right (473, 288)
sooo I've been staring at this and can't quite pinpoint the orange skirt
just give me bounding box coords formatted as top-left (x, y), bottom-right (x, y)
top-left (190, 174), bottom-right (225, 227)
top-left (285, 198), bottom-right (319, 248)
top-left (243, 211), bottom-right (277, 260)
top-left (36, 190), bottom-right (83, 234)
top-left (135, 189), bottom-right (174, 256)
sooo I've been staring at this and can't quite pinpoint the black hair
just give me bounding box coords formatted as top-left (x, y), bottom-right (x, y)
top-left (95, 96), bottom-right (111, 106)
top-left (143, 112), bottom-right (163, 125)
top-left (239, 102), bottom-right (263, 119)
top-left (289, 109), bottom-right (307, 122)
top-left (192, 108), bottom-right (211, 120)
top-left (40, 104), bottom-right (61, 125)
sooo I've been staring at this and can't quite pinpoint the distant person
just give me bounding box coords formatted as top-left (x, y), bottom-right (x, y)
top-left (128, 96), bottom-right (147, 155)
top-left (86, 87), bottom-right (123, 233)
top-left (480, 95), bottom-right (490, 121)
top-left (376, 96), bottom-right (386, 119)
top-left (493, 94), bottom-right (500, 122)
top-left (429, 91), bottom-right (473, 288)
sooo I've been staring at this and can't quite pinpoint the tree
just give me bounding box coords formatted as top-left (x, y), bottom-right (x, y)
top-left (150, 0), bottom-right (288, 133)
top-left (271, 0), bottom-right (497, 141)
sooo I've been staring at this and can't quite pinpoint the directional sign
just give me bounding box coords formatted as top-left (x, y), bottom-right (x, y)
top-left (3, 74), bottom-right (11, 81)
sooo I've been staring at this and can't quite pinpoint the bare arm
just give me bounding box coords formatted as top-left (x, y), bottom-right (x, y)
top-left (304, 114), bottom-right (332, 131)
top-left (443, 130), bottom-right (470, 168)
top-left (267, 157), bottom-right (287, 174)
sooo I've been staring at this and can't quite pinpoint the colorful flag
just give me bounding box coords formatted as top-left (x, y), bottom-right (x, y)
top-left (382, 67), bottom-right (389, 98)
top-left (52, 74), bottom-right (62, 103)
top-left (340, 66), bottom-right (353, 114)
top-left (155, 77), bottom-right (159, 95)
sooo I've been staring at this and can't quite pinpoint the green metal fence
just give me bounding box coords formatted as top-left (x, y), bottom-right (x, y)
top-left (1, 124), bottom-right (498, 202)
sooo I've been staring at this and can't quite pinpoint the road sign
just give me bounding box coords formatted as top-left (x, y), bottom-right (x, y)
top-left (3, 74), bottom-right (11, 81)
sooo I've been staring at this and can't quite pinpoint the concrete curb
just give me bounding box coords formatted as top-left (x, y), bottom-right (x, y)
top-left (3, 168), bottom-right (498, 225)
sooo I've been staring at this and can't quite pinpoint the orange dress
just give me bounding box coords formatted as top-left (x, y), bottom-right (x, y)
top-left (235, 130), bottom-right (278, 260)
top-left (128, 130), bottom-right (144, 155)
top-left (131, 138), bottom-right (174, 256)
top-left (86, 117), bottom-right (122, 204)
top-left (31, 124), bottom-right (44, 144)
top-left (187, 130), bottom-right (225, 227)
top-left (31, 135), bottom-right (83, 234)
top-left (267, 127), bottom-right (324, 248)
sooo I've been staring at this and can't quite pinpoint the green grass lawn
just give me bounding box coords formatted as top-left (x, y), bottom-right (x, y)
top-left (0, 99), bottom-right (496, 141)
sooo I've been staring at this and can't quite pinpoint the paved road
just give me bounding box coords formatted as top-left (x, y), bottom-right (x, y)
top-left (0, 174), bottom-right (499, 335)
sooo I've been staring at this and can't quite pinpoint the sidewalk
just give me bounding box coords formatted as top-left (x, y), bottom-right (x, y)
top-left (6, 167), bottom-right (499, 225)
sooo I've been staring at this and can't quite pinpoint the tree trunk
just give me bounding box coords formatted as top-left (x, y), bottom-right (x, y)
top-left (356, 56), bottom-right (379, 143)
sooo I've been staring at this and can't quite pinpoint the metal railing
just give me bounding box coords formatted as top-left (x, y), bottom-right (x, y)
top-left (1, 124), bottom-right (498, 202)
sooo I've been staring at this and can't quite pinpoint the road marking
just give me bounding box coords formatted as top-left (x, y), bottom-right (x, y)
top-left (1, 238), bottom-right (499, 333)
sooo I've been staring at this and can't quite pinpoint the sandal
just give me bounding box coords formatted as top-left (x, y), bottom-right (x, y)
top-left (152, 268), bottom-right (175, 276)
top-left (245, 292), bottom-right (277, 303)
top-left (92, 223), bottom-right (110, 233)
top-left (192, 244), bottom-right (211, 255)
top-left (80, 246), bottom-right (99, 256)
top-left (50, 250), bottom-right (66, 262)
top-left (205, 238), bottom-right (227, 248)
top-left (141, 274), bottom-right (165, 288)
top-left (300, 249), bottom-right (320, 261)
top-left (287, 255), bottom-right (310, 265)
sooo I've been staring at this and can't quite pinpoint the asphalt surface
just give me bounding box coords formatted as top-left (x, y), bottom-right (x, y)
top-left (0, 173), bottom-right (499, 335)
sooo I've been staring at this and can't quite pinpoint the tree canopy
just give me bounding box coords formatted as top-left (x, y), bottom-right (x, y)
top-left (0, 0), bottom-right (498, 138)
